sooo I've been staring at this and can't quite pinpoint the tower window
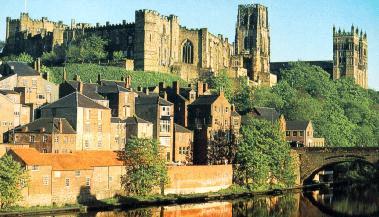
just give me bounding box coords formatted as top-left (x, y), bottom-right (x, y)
top-left (182, 40), bottom-right (194, 64)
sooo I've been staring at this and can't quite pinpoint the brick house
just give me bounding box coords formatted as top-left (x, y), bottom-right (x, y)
top-left (8, 148), bottom-right (124, 207)
top-left (285, 120), bottom-right (325, 147)
top-left (40, 92), bottom-right (112, 151)
top-left (0, 90), bottom-right (30, 143)
top-left (173, 124), bottom-right (193, 164)
top-left (0, 61), bottom-right (59, 119)
top-left (13, 117), bottom-right (76, 153)
top-left (187, 91), bottom-right (241, 165)
top-left (135, 92), bottom-right (174, 162)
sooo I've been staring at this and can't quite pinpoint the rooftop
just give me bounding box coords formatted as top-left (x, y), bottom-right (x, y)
top-left (14, 117), bottom-right (76, 134)
top-left (286, 120), bottom-right (311, 131)
top-left (41, 92), bottom-right (109, 110)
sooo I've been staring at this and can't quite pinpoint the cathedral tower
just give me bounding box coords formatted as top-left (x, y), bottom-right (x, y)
top-left (235, 4), bottom-right (270, 83)
top-left (333, 25), bottom-right (368, 89)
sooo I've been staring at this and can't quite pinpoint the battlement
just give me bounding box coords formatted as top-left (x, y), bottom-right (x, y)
top-left (333, 25), bottom-right (367, 40)
top-left (136, 9), bottom-right (179, 22)
top-left (238, 3), bottom-right (268, 10)
top-left (76, 21), bottom-right (135, 31)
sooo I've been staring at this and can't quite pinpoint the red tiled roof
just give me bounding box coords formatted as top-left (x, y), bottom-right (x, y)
top-left (9, 148), bottom-right (123, 171)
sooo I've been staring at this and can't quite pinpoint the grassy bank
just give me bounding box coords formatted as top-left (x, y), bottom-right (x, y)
top-left (48, 63), bottom-right (188, 88)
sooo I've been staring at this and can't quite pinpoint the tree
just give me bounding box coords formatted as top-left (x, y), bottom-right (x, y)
top-left (41, 51), bottom-right (57, 65)
top-left (206, 70), bottom-right (234, 100)
top-left (66, 45), bottom-right (83, 63)
top-left (0, 155), bottom-right (29, 208)
top-left (16, 52), bottom-right (33, 64)
top-left (236, 117), bottom-right (295, 189)
top-left (207, 130), bottom-right (239, 165)
top-left (118, 137), bottom-right (168, 196)
top-left (80, 35), bottom-right (107, 63)
top-left (113, 51), bottom-right (124, 62)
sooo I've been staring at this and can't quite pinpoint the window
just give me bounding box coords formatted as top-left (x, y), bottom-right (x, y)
top-left (29, 135), bottom-right (35, 143)
top-left (42, 176), bottom-right (49, 185)
top-left (293, 131), bottom-right (298, 137)
top-left (300, 131), bottom-right (304, 136)
top-left (85, 140), bottom-right (89, 148)
top-left (225, 107), bottom-right (229, 113)
top-left (64, 136), bottom-right (68, 144)
top-left (75, 170), bottom-right (81, 177)
top-left (224, 120), bottom-right (229, 126)
top-left (182, 40), bottom-right (194, 64)
top-left (307, 131), bottom-right (310, 136)
top-left (161, 106), bottom-right (170, 116)
top-left (2, 121), bottom-right (6, 126)
top-left (65, 178), bottom-right (70, 187)
top-left (42, 135), bottom-right (48, 143)
top-left (31, 165), bottom-right (39, 171)
top-left (54, 136), bottom-right (59, 143)
top-left (286, 131), bottom-right (290, 136)
top-left (38, 94), bottom-right (45, 99)
top-left (86, 177), bottom-right (91, 186)
top-left (97, 140), bottom-right (102, 148)
top-left (109, 176), bottom-right (113, 182)
top-left (160, 120), bottom-right (170, 133)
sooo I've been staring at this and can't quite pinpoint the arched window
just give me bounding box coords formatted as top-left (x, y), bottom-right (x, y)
top-left (182, 40), bottom-right (193, 64)
top-left (244, 37), bottom-right (249, 49)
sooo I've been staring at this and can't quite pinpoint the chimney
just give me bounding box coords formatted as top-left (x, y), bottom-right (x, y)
top-left (125, 75), bottom-right (132, 88)
top-left (22, 126), bottom-right (28, 132)
top-left (96, 23), bottom-right (100, 27)
top-left (37, 58), bottom-right (41, 73)
top-left (188, 83), bottom-right (194, 89)
top-left (173, 81), bottom-right (179, 94)
top-left (231, 104), bottom-right (235, 112)
top-left (122, 20), bottom-right (126, 25)
top-left (159, 82), bottom-right (165, 91)
top-left (34, 61), bottom-right (37, 71)
top-left (106, 21), bottom-right (110, 26)
top-left (203, 83), bottom-right (208, 92)
top-left (40, 127), bottom-right (46, 133)
top-left (97, 73), bottom-right (101, 83)
top-left (163, 92), bottom-right (167, 100)
top-left (63, 67), bottom-right (67, 81)
top-left (197, 81), bottom-right (203, 96)
top-left (78, 81), bottom-right (83, 93)
top-left (58, 119), bottom-right (63, 133)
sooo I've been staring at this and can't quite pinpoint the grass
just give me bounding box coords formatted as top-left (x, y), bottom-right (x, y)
top-left (48, 63), bottom-right (188, 88)
top-left (0, 203), bottom-right (82, 213)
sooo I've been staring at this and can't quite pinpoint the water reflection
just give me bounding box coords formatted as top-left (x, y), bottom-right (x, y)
top-left (55, 184), bottom-right (379, 217)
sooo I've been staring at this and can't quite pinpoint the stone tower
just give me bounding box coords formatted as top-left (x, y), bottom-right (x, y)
top-left (235, 4), bottom-right (270, 83)
top-left (333, 25), bottom-right (368, 89)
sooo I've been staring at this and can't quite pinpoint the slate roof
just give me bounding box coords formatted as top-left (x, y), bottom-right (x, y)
top-left (0, 89), bottom-right (19, 95)
top-left (189, 94), bottom-right (219, 106)
top-left (125, 116), bottom-right (151, 125)
top-left (253, 107), bottom-right (280, 121)
top-left (3, 62), bottom-right (39, 77)
top-left (98, 84), bottom-right (129, 94)
top-left (41, 92), bottom-right (109, 110)
top-left (10, 148), bottom-right (123, 170)
top-left (14, 118), bottom-right (76, 134)
top-left (100, 80), bottom-right (127, 87)
top-left (174, 124), bottom-right (192, 133)
top-left (286, 120), bottom-right (311, 131)
top-left (135, 95), bottom-right (173, 106)
top-left (65, 81), bottom-right (105, 100)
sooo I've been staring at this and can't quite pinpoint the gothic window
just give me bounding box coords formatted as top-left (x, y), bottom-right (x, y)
top-left (244, 37), bottom-right (249, 49)
top-left (182, 40), bottom-right (194, 64)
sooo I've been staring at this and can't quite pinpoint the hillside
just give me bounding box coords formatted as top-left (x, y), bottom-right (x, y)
top-left (48, 63), bottom-right (188, 88)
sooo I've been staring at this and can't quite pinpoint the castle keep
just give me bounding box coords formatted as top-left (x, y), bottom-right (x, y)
top-left (3, 4), bottom-right (276, 86)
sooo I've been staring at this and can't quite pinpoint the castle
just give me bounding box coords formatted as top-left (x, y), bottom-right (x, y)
top-left (3, 4), bottom-right (368, 88)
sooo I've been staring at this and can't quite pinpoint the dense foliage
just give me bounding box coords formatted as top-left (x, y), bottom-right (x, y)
top-left (118, 137), bottom-right (168, 196)
top-left (1, 52), bottom-right (34, 64)
top-left (48, 63), bottom-right (187, 88)
top-left (251, 62), bottom-right (379, 147)
top-left (0, 155), bottom-right (29, 208)
top-left (236, 117), bottom-right (296, 190)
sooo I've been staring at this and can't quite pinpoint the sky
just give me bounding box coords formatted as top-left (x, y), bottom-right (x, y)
top-left (0, 0), bottom-right (378, 90)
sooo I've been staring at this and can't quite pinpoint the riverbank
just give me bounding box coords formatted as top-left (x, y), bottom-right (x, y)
top-left (0, 183), bottom-right (333, 216)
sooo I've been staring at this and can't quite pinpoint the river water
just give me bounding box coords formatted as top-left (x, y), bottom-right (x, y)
top-left (64, 184), bottom-right (379, 217)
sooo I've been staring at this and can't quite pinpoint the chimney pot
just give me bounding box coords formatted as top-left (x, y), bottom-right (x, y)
top-left (173, 81), bottom-right (180, 94)
top-left (197, 81), bottom-right (204, 96)
top-left (58, 119), bottom-right (63, 133)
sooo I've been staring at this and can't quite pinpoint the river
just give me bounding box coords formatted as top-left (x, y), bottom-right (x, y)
top-left (55, 184), bottom-right (379, 217)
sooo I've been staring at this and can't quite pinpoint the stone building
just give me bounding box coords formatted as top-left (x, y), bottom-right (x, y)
top-left (13, 117), bottom-right (76, 153)
top-left (234, 4), bottom-right (272, 85)
top-left (187, 91), bottom-right (241, 165)
top-left (333, 25), bottom-right (368, 89)
top-left (125, 116), bottom-right (153, 141)
top-left (135, 92), bottom-right (174, 162)
top-left (285, 120), bottom-right (325, 147)
top-left (8, 148), bottom-right (124, 207)
top-left (0, 61), bottom-right (59, 119)
top-left (4, 13), bottom-right (67, 56)
top-left (0, 90), bottom-right (30, 143)
top-left (40, 92), bottom-right (112, 151)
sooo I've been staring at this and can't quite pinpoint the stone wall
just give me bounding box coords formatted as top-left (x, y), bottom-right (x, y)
top-left (164, 164), bottom-right (233, 194)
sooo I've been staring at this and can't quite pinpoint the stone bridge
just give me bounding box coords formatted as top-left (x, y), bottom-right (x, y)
top-left (292, 147), bottom-right (379, 184)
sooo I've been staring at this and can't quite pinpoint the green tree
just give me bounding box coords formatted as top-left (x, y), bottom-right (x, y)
top-left (66, 45), bottom-right (83, 63)
top-left (118, 137), bottom-right (168, 196)
top-left (236, 117), bottom-right (295, 190)
top-left (80, 35), bottom-right (107, 63)
top-left (0, 155), bottom-right (29, 208)
top-left (206, 70), bottom-right (234, 100)
top-left (16, 52), bottom-right (33, 64)
top-left (41, 51), bottom-right (57, 65)
top-left (113, 50), bottom-right (124, 62)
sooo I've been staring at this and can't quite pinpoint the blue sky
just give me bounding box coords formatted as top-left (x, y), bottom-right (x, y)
top-left (0, 0), bottom-right (378, 90)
